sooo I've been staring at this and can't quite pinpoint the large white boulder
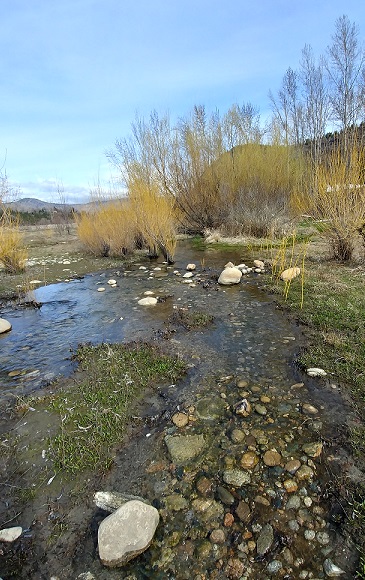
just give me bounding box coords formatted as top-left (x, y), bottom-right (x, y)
top-left (218, 267), bottom-right (242, 285)
top-left (0, 318), bottom-right (12, 334)
top-left (98, 500), bottom-right (159, 567)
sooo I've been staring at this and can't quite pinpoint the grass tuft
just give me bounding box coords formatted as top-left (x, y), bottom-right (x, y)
top-left (48, 342), bottom-right (186, 473)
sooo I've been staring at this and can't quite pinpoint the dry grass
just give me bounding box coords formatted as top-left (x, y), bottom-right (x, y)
top-left (294, 138), bottom-right (365, 261)
top-left (0, 209), bottom-right (27, 273)
top-left (76, 200), bottom-right (136, 257)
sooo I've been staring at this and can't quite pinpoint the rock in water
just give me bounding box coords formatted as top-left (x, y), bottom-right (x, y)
top-left (138, 297), bottom-right (158, 306)
top-left (253, 259), bottom-right (265, 269)
top-left (218, 267), bottom-right (242, 285)
top-left (98, 500), bottom-right (159, 567)
top-left (256, 524), bottom-right (274, 556)
top-left (234, 398), bottom-right (252, 417)
top-left (186, 263), bottom-right (196, 271)
top-left (0, 318), bottom-right (12, 334)
top-left (165, 434), bottom-right (206, 463)
top-left (323, 558), bottom-right (345, 576)
top-left (280, 267), bottom-right (301, 281)
top-left (94, 491), bottom-right (147, 513)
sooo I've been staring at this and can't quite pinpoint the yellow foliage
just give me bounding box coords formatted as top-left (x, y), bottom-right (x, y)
top-left (215, 143), bottom-right (305, 237)
top-left (295, 138), bottom-right (365, 260)
top-left (0, 209), bottom-right (27, 273)
top-left (128, 177), bottom-right (177, 263)
top-left (76, 200), bottom-right (136, 257)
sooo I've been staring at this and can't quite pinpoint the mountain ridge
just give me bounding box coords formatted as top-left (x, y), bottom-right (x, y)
top-left (3, 197), bottom-right (115, 213)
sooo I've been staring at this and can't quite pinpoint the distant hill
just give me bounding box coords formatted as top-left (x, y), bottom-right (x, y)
top-left (4, 197), bottom-right (121, 213)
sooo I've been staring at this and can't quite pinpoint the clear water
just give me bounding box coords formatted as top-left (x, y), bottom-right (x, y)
top-left (0, 242), bottom-right (297, 400)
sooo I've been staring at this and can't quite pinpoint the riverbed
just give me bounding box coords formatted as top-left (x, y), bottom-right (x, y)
top-left (0, 241), bottom-right (359, 578)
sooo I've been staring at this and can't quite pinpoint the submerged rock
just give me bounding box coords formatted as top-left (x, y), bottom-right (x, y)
top-left (98, 500), bottom-right (159, 567)
top-left (165, 434), bottom-right (206, 463)
top-left (302, 442), bottom-right (323, 458)
top-left (302, 403), bottom-right (319, 415)
top-left (196, 397), bottom-right (227, 420)
top-left (223, 469), bottom-right (251, 487)
top-left (240, 451), bottom-right (259, 469)
top-left (263, 450), bottom-right (282, 466)
top-left (256, 523), bottom-right (274, 556)
top-left (171, 412), bottom-right (189, 427)
top-left (234, 398), bottom-right (252, 417)
top-left (323, 558), bottom-right (346, 576)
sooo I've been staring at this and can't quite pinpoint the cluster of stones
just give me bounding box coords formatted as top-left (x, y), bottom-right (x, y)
top-left (25, 254), bottom-right (85, 284)
top-left (218, 259), bottom-right (301, 286)
top-left (165, 386), bottom-right (344, 577)
top-left (84, 376), bottom-right (348, 578)
top-left (217, 260), bottom-right (265, 286)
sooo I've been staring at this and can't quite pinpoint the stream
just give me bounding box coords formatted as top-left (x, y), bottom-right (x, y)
top-left (0, 241), bottom-right (359, 578)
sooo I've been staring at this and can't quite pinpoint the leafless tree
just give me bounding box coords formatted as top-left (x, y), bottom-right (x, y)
top-left (325, 14), bottom-right (365, 148)
top-left (269, 67), bottom-right (304, 146)
top-left (300, 44), bottom-right (330, 165)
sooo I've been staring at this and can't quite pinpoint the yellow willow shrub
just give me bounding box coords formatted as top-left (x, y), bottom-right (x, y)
top-left (76, 200), bottom-right (136, 257)
top-left (0, 209), bottom-right (27, 273)
top-left (215, 144), bottom-right (305, 237)
top-left (128, 178), bottom-right (177, 263)
top-left (294, 139), bottom-right (365, 261)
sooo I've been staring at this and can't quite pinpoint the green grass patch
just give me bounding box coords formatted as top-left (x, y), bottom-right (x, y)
top-left (48, 342), bottom-right (186, 473)
top-left (190, 235), bottom-right (206, 250)
top-left (169, 307), bottom-right (214, 330)
top-left (268, 265), bottom-right (365, 413)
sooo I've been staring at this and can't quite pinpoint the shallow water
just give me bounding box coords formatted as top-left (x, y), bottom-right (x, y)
top-left (0, 242), bottom-right (296, 400)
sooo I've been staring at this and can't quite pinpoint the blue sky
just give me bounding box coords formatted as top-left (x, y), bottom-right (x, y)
top-left (1, 0), bottom-right (364, 204)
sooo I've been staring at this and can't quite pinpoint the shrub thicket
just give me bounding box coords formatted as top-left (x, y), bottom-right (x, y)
top-left (76, 200), bottom-right (136, 257)
top-left (294, 136), bottom-right (365, 261)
